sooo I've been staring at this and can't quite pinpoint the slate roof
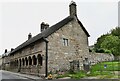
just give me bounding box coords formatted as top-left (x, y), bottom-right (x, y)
top-left (10, 16), bottom-right (90, 55)
top-left (2, 51), bottom-right (11, 58)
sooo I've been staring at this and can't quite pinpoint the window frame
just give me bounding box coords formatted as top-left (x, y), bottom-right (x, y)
top-left (62, 38), bottom-right (69, 46)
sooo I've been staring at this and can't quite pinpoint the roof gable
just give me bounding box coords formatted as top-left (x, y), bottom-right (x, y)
top-left (10, 16), bottom-right (74, 55)
top-left (10, 16), bottom-right (90, 55)
top-left (77, 18), bottom-right (90, 37)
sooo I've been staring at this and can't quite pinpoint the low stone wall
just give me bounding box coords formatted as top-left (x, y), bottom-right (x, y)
top-left (88, 52), bottom-right (114, 65)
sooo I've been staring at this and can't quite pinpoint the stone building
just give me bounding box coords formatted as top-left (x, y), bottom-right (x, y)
top-left (8, 1), bottom-right (90, 77)
top-left (0, 55), bottom-right (2, 69)
top-left (1, 49), bottom-right (11, 70)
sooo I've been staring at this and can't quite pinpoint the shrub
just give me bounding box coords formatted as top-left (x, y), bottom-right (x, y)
top-left (104, 49), bottom-right (112, 54)
top-left (95, 48), bottom-right (105, 53)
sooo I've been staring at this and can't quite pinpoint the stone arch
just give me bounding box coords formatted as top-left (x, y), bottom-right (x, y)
top-left (37, 54), bottom-right (43, 66)
top-left (32, 55), bottom-right (37, 65)
top-left (28, 56), bottom-right (32, 65)
top-left (25, 57), bottom-right (28, 66)
top-left (19, 59), bottom-right (21, 67)
top-left (15, 60), bottom-right (18, 66)
top-left (22, 58), bottom-right (25, 66)
top-left (16, 60), bottom-right (18, 66)
top-left (14, 60), bottom-right (16, 66)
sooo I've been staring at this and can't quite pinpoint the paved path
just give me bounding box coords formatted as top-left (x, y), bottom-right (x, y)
top-left (0, 70), bottom-right (41, 81)
top-left (1, 70), bottom-right (119, 81)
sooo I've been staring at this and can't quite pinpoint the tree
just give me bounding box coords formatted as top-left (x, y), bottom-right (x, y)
top-left (111, 27), bottom-right (120, 38)
top-left (95, 34), bottom-right (109, 49)
top-left (100, 35), bottom-right (120, 56)
top-left (94, 27), bottom-right (120, 56)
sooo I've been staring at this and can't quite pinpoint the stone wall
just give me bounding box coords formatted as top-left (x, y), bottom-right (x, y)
top-left (0, 56), bottom-right (2, 69)
top-left (47, 17), bottom-right (89, 73)
top-left (7, 17), bottom-right (90, 75)
top-left (88, 52), bottom-right (114, 65)
top-left (8, 40), bottom-right (46, 75)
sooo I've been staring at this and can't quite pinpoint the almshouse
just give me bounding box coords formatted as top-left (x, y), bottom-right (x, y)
top-left (8, 1), bottom-right (90, 77)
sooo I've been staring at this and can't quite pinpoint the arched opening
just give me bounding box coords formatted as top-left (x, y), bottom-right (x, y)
top-left (15, 60), bottom-right (17, 66)
top-left (28, 56), bottom-right (32, 65)
top-left (25, 57), bottom-right (28, 66)
top-left (37, 54), bottom-right (43, 66)
top-left (19, 59), bottom-right (21, 67)
top-left (14, 60), bottom-right (16, 66)
top-left (32, 55), bottom-right (37, 65)
top-left (22, 58), bottom-right (25, 66)
top-left (16, 60), bottom-right (18, 66)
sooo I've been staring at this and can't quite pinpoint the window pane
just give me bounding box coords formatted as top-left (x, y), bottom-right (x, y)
top-left (62, 38), bottom-right (68, 46)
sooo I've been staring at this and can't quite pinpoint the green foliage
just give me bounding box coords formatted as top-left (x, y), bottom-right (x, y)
top-left (95, 48), bottom-right (111, 54)
top-left (95, 34), bottom-right (109, 49)
top-left (91, 61), bottom-right (119, 71)
top-left (56, 61), bottom-right (119, 79)
top-left (55, 74), bottom-right (69, 79)
top-left (95, 48), bottom-right (105, 53)
top-left (111, 27), bottom-right (120, 38)
top-left (68, 69), bottom-right (76, 74)
top-left (104, 49), bottom-right (112, 53)
top-left (89, 61), bottom-right (119, 76)
top-left (94, 27), bottom-right (120, 56)
top-left (56, 70), bottom-right (86, 79)
top-left (70, 71), bottom-right (86, 79)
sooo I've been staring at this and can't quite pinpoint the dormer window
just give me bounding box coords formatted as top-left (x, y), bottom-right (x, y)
top-left (63, 38), bottom-right (69, 46)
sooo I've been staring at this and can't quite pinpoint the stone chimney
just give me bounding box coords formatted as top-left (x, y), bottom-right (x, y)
top-left (28, 33), bottom-right (32, 40)
top-left (11, 48), bottom-right (14, 52)
top-left (41, 22), bottom-right (49, 32)
top-left (5, 49), bottom-right (7, 53)
top-left (69, 1), bottom-right (77, 16)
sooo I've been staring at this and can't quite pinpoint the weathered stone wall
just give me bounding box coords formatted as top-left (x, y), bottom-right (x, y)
top-left (9, 40), bottom-right (46, 75)
top-left (6, 19), bottom-right (89, 74)
top-left (0, 56), bottom-right (2, 69)
top-left (7, 17), bottom-right (90, 75)
top-left (47, 17), bottom-right (89, 73)
top-left (88, 52), bottom-right (114, 65)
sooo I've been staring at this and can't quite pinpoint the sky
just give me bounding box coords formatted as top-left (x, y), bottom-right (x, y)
top-left (0, 0), bottom-right (119, 55)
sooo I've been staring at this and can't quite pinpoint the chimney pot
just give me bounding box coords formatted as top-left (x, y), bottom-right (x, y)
top-left (11, 48), bottom-right (14, 52)
top-left (41, 22), bottom-right (49, 32)
top-left (28, 33), bottom-right (32, 40)
top-left (5, 49), bottom-right (7, 53)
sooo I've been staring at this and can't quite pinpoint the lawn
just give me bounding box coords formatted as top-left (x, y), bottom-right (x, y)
top-left (91, 61), bottom-right (119, 71)
top-left (55, 70), bottom-right (86, 79)
top-left (88, 61), bottom-right (120, 79)
top-left (55, 61), bottom-right (120, 79)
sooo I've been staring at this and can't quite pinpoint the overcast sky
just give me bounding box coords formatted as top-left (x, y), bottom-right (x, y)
top-left (0, 0), bottom-right (119, 55)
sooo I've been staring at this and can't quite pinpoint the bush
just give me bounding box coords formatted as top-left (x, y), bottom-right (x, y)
top-left (70, 71), bottom-right (86, 79)
top-left (95, 48), bottom-right (111, 54)
top-left (68, 69), bottom-right (76, 74)
top-left (104, 50), bottom-right (112, 54)
top-left (95, 48), bottom-right (105, 53)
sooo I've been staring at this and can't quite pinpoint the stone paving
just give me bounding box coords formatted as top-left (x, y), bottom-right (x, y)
top-left (1, 70), bottom-right (41, 80)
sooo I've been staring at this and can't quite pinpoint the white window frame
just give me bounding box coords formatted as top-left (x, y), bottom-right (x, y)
top-left (62, 38), bottom-right (69, 46)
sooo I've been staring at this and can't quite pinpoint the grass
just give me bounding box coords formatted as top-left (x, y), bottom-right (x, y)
top-left (91, 61), bottom-right (119, 71)
top-left (55, 70), bottom-right (86, 79)
top-left (88, 61), bottom-right (120, 78)
top-left (55, 61), bottom-right (119, 79)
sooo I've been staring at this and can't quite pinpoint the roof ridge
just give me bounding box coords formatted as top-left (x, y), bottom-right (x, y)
top-left (10, 16), bottom-right (75, 55)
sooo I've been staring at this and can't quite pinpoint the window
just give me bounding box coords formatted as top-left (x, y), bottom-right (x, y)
top-left (63, 38), bottom-right (68, 46)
